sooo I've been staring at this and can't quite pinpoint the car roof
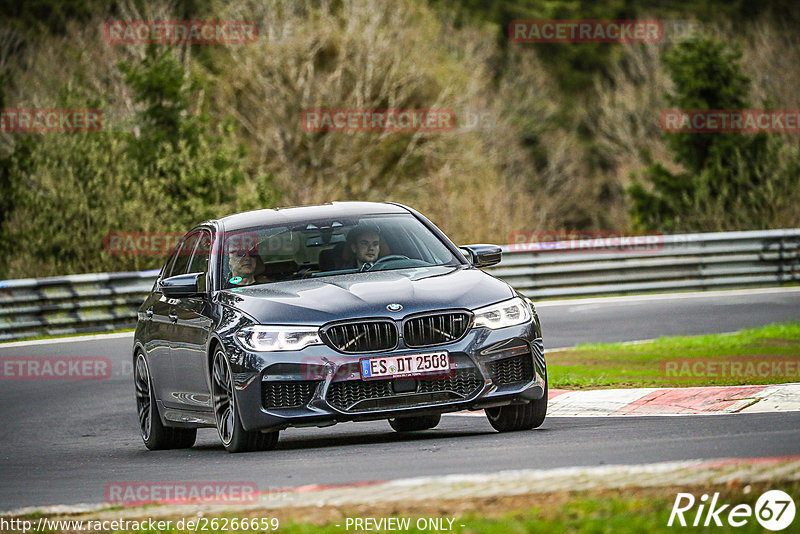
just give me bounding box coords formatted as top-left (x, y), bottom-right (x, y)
top-left (214, 201), bottom-right (411, 232)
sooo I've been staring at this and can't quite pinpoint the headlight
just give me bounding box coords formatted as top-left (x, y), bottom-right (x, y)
top-left (472, 297), bottom-right (531, 329)
top-left (236, 325), bottom-right (322, 352)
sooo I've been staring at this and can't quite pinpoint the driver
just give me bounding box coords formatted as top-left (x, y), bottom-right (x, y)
top-left (347, 224), bottom-right (382, 271)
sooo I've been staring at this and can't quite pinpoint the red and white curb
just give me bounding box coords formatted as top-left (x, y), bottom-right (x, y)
top-left (450, 383), bottom-right (800, 417)
top-left (261, 457), bottom-right (800, 508)
top-left (6, 456), bottom-right (798, 518)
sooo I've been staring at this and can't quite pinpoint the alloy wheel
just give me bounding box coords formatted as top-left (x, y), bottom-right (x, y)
top-left (134, 354), bottom-right (152, 440)
top-left (212, 350), bottom-right (236, 446)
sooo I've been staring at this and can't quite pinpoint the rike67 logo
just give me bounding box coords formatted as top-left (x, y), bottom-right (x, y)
top-left (669, 490), bottom-right (796, 530)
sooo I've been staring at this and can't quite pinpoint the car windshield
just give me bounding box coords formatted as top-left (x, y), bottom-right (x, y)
top-left (220, 214), bottom-right (462, 289)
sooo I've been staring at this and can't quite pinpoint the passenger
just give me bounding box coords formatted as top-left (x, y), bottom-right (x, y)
top-left (228, 247), bottom-right (271, 286)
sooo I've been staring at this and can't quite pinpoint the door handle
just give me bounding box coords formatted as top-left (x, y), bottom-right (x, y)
top-left (169, 313), bottom-right (178, 323)
top-left (145, 308), bottom-right (154, 319)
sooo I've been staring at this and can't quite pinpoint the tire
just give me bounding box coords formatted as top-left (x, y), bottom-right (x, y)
top-left (212, 348), bottom-right (279, 453)
top-left (485, 381), bottom-right (548, 432)
top-left (388, 414), bottom-right (441, 432)
top-left (135, 353), bottom-right (197, 450)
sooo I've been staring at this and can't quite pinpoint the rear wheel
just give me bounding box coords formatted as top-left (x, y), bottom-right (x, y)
top-left (212, 348), bottom-right (279, 453)
top-left (485, 382), bottom-right (548, 432)
top-left (135, 353), bottom-right (196, 450)
top-left (388, 414), bottom-right (441, 432)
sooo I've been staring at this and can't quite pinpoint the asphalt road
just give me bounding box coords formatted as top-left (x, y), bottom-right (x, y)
top-left (538, 287), bottom-right (800, 348)
top-left (1, 288), bottom-right (799, 511)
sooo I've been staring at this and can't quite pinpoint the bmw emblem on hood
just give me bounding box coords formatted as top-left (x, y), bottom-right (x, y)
top-left (386, 303), bottom-right (403, 312)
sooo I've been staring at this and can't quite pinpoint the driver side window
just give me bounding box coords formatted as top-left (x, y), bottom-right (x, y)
top-left (163, 231), bottom-right (201, 278)
top-left (187, 231), bottom-right (212, 276)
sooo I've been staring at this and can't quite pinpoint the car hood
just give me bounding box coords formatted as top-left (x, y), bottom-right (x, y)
top-left (216, 266), bottom-right (514, 324)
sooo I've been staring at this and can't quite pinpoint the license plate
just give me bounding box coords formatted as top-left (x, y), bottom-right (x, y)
top-left (360, 351), bottom-right (450, 380)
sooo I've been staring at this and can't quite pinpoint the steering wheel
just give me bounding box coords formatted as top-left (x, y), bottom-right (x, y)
top-left (372, 254), bottom-right (411, 266)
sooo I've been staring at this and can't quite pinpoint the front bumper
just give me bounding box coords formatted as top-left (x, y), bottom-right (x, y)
top-left (227, 322), bottom-right (546, 431)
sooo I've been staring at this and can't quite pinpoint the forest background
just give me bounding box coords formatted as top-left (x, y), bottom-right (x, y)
top-left (1, 0), bottom-right (798, 278)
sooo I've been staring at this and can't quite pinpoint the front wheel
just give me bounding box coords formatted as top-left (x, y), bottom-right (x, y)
top-left (134, 353), bottom-right (196, 450)
top-left (388, 414), bottom-right (441, 432)
top-left (485, 383), bottom-right (548, 432)
top-left (212, 348), bottom-right (279, 453)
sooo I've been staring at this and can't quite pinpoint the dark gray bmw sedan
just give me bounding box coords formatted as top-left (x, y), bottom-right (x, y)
top-left (133, 202), bottom-right (547, 452)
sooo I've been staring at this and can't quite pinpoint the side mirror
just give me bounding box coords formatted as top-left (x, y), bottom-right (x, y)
top-left (161, 272), bottom-right (204, 298)
top-left (459, 244), bottom-right (502, 267)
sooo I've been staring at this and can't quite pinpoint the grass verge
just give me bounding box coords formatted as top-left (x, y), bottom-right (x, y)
top-left (548, 321), bottom-right (800, 389)
top-left (7, 481), bottom-right (797, 533)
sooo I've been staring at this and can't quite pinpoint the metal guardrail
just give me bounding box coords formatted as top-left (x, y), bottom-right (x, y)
top-left (0, 270), bottom-right (159, 341)
top-left (1, 230), bottom-right (798, 341)
top-left (491, 229), bottom-right (800, 299)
